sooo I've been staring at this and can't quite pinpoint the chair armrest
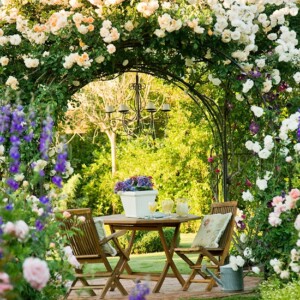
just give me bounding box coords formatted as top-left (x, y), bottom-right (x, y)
top-left (99, 229), bottom-right (127, 245)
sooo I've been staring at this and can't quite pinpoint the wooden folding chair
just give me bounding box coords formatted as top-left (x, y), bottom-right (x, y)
top-left (175, 201), bottom-right (237, 291)
top-left (61, 208), bottom-right (129, 299)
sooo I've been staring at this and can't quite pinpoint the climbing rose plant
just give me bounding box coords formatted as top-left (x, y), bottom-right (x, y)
top-left (0, 0), bottom-right (299, 287)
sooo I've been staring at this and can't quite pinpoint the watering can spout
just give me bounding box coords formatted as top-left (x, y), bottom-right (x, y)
top-left (201, 265), bottom-right (223, 287)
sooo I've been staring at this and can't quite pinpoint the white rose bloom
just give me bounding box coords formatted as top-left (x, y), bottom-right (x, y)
top-left (124, 20), bottom-right (134, 32)
top-left (255, 58), bottom-right (265, 68)
top-left (256, 178), bottom-right (268, 190)
top-left (236, 94), bottom-right (244, 101)
top-left (95, 55), bottom-right (105, 64)
top-left (154, 29), bottom-right (166, 38)
top-left (0, 145), bottom-right (4, 155)
top-left (245, 140), bottom-right (253, 151)
top-left (280, 147), bottom-right (289, 156)
top-left (264, 135), bottom-right (274, 150)
top-left (242, 79), bottom-right (254, 93)
top-left (258, 148), bottom-right (271, 159)
top-left (285, 156), bottom-right (293, 163)
top-left (107, 44), bottom-right (116, 54)
top-left (280, 270), bottom-right (290, 280)
top-left (264, 171), bottom-right (273, 181)
top-left (293, 72), bottom-right (300, 84)
top-left (252, 266), bottom-right (260, 274)
top-left (267, 33), bottom-right (277, 41)
top-left (15, 220), bottom-right (29, 241)
top-left (279, 131), bottom-right (288, 141)
top-left (242, 190), bottom-right (254, 202)
top-left (252, 142), bottom-right (262, 153)
top-left (251, 105), bottom-right (264, 118)
top-left (294, 143), bottom-right (300, 154)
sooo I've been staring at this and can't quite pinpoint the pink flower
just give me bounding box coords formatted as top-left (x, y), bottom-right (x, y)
top-left (14, 220), bottom-right (29, 241)
top-left (77, 216), bottom-right (86, 223)
top-left (272, 196), bottom-right (283, 206)
top-left (289, 188), bottom-right (300, 200)
top-left (63, 211), bottom-right (71, 218)
top-left (2, 222), bottom-right (15, 235)
top-left (0, 272), bottom-right (13, 294)
top-left (23, 257), bottom-right (50, 291)
top-left (207, 156), bottom-right (214, 163)
top-left (268, 212), bottom-right (282, 227)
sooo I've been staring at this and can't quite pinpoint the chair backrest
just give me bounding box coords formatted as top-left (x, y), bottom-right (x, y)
top-left (62, 208), bottom-right (104, 257)
top-left (210, 201), bottom-right (237, 251)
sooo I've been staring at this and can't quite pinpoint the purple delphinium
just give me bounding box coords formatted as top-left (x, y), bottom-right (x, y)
top-left (52, 175), bottom-right (62, 188)
top-left (129, 282), bottom-right (150, 300)
top-left (35, 219), bottom-right (44, 231)
top-left (5, 203), bottom-right (14, 211)
top-left (39, 195), bottom-right (50, 204)
top-left (6, 178), bottom-right (19, 191)
top-left (39, 116), bottom-right (54, 160)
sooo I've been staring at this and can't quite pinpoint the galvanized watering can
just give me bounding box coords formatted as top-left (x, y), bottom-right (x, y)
top-left (202, 264), bottom-right (244, 292)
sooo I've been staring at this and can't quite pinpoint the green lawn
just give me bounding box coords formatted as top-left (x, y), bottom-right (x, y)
top-left (90, 233), bottom-right (202, 274)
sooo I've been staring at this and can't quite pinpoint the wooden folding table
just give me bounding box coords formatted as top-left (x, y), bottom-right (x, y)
top-left (101, 214), bottom-right (200, 293)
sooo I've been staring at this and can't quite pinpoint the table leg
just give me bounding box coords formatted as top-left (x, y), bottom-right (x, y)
top-left (152, 225), bottom-right (185, 293)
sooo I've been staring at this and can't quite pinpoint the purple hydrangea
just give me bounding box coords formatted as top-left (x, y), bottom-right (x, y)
top-left (114, 176), bottom-right (154, 193)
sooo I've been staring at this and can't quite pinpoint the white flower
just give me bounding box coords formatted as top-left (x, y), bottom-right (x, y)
top-left (267, 33), bottom-right (277, 41)
top-left (293, 72), bottom-right (300, 84)
top-left (122, 59), bottom-right (129, 66)
top-left (242, 190), bottom-right (254, 202)
top-left (286, 156), bottom-right (293, 163)
top-left (251, 105), bottom-right (264, 118)
top-left (245, 140), bottom-right (253, 151)
top-left (14, 173), bottom-right (24, 182)
top-left (14, 220), bottom-right (29, 241)
top-left (252, 142), bottom-right (262, 153)
top-left (124, 20), bottom-right (134, 32)
top-left (5, 76), bottom-right (19, 90)
top-left (10, 34), bottom-right (22, 45)
top-left (256, 178), bottom-right (268, 190)
top-left (240, 233), bottom-right (248, 243)
top-left (294, 214), bottom-right (300, 231)
top-left (252, 266), bottom-right (260, 274)
top-left (106, 44), bottom-right (116, 54)
top-left (294, 143), bottom-right (300, 154)
top-left (95, 55), bottom-right (105, 64)
top-left (264, 135), bottom-right (274, 150)
top-left (154, 29), bottom-right (166, 38)
top-left (0, 56), bottom-right (9, 66)
top-left (255, 58), bottom-right (265, 68)
top-left (258, 149), bottom-right (271, 159)
top-left (242, 79), bottom-right (254, 93)
top-left (280, 270), bottom-right (290, 279)
top-left (0, 145), bottom-right (4, 155)
top-left (243, 247), bottom-right (252, 259)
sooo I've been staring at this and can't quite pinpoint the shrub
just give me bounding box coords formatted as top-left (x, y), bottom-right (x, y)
top-left (260, 277), bottom-right (300, 300)
top-left (119, 228), bottom-right (180, 254)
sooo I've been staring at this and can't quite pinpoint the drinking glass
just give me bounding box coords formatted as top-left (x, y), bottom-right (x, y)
top-left (162, 199), bottom-right (174, 217)
top-left (176, 198), bottom-right (189, 217)
top-left (148, 201), bottom-right (157, 218)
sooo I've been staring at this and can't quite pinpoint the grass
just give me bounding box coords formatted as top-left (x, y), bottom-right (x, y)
top-left (90, 233), bottom-right (204, 274)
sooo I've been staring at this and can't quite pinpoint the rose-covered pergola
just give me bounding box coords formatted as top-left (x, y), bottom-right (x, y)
top-left (0, 0), bottom-right (300, 298)
top-left (1, 0), bottom-right (299, 201)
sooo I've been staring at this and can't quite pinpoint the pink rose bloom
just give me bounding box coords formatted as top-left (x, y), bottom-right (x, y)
top-left (63, 211), bottom-right (71, 218)
top-left (285, 195), bottom-right (296, 210)
top-left (274, 202), bottom-right (286, 213)
top-left (77, 216), bottom-right (85, 223)
top-left (289, 188), bottom-right (300, 200)
top-left (14, 220), bottom-right (29, 241)
top-left (294, 214), bottom-right (300, 231)
top-left (268, 212), bottom-right (282, 227)
top-left (207, 156), bottom-right (214, 163)
top-left (0, 272), bottom-right (13, 294)
top-left (23, 257), bottom-right (50, 291)
top-left (272, 196), bottom-right (283, 206)
top-left (2, 222), bottom-right (15, 235)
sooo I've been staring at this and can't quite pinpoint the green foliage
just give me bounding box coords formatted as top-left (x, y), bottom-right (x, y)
top-left (260, 277), bottom-right (300, 300)
top-left (118, 228), bottom-right (180, 254)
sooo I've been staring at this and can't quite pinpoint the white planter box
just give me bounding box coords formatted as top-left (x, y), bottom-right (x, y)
top-left (119, 190), bottom-right (158, 218)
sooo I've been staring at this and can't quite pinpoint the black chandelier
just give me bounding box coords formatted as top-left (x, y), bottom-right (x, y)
top-left (104, 73), bottom-right (171, 139)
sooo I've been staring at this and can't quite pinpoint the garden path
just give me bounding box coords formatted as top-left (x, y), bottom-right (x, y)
top-left (67, 274), bottom-right (261, 300)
